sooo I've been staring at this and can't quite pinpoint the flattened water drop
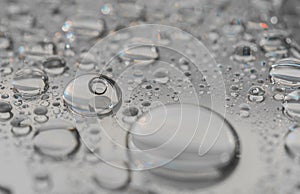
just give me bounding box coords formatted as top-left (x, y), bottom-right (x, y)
top-left (232, 41), bottom-right (257, 62)
top-left (128, 104), bottom-right (239, 183)
top-left (33, 119), bottom-right (80, 160)
top-left (12, 68), bottom-right (48, 98)
top-left (270, 58), bottom-right (300, 87)
top-left (63, 73), bottom-right (122, 117)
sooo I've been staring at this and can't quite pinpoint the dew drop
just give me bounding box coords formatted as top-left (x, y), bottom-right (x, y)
top-left (0, 101), bottom-right (13, 121)
top-left (232, 41), bottom-right (257, 62)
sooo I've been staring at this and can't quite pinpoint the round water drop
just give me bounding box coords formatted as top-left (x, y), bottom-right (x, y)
top-left (248, 86), bottom-right (265, 103)
top-left (63, 73), bottom-right (122, 117)
top-left (42, 56), bottom-right (66, 75)
top-left (77, 52), bottom-right (96, 71)
top-left (92, 161), bottom-right (130, 191)
top-left (0, 101), bottom-right (13, 121)
top-left (259, 30), bottom-right (289, 52)
top-left (33, 119), bottom-right (80, 160)
top-left (12, 68), bottom-right (49, 98)
top-left (283, 90), bottom-right (300, 121)
top-left (128, 104), bottom-right (239, 183)
top-left (285, 124), bottom-right (300, 159)
top-left (270, 58), bottom-right (300, 87)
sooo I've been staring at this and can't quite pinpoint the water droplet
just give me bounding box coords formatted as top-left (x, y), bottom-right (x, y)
top-left (92, 161), bottom-right (130, 191)
top-left (232, 41), bottom-right (257, 62)
top-left (128, 104), bottom-right (239, 182)
top-left (122, 106), bottom-right (139, 124)
top-left (62, 15), bottom-right (106, 40)
top-left (270, 58), bottom-right (300, 87)
top-left (285, 124), bottom-right (300, 159)
top-left (33, 119), bottom-right (80, 160)
top-left (33, 106), bottom-right (48, 115)
top-left (42, 56), bottom-right (66, 76)
top-left (21, 41), bottom-right (56, 61)
top-left (259, 30), bottom-right (289, 52)
top-left (77, 52), bottom-right (96, 71)
top-left (12, 68), bottom-right (49, 98)
top-left (248, 86), bottom-right (265, 103)
top-left (283, 90), bottom-right (300, 121)
top-left (119, 45), bottom-right (158, 64)
top-left (153, 68), bottom-right (169, 84)
top-left (11, 115), bottom-right (32, 137)
top-left (63, 73), bottom-right (122, 117)
top-left (239, 103), bottom-right (251, 118)
top-left (0, 101), bottom-right (13, 121)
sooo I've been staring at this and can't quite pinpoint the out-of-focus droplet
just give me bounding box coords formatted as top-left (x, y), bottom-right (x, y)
top-left (232, 41), bottom-right (257, 62)
top-left (285, 124), bottom-right (300, 159)
top-left (33, 119), bottom-right (80, 160)
top-left (283, 90), bottom-right (300, 121)
top-left (128, 104), bottom-right (239, 183)
top-left (42, 56), bottom-right (66, 76)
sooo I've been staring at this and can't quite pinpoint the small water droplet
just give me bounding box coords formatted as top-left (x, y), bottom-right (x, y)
top-left (270, 58), bottom-right (300, 87)
top-left (12, 68), bottom-right (49, 98)
top-left (42, 56), bottom-right (66, 76)
top-left (63, 74), bottom-right (122, 117)
top-left (248, 86), bottom-right (265, 103)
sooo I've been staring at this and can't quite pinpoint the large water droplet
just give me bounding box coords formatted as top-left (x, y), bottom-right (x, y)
top-left (270, 58), bottom-right (300, 87)
top-left (283, 90), bottom-right (300, 121)
top-left (128, 104), bottom-right (239, 183)
top-left (63, 74), bottom-right (122, 117)
top-left (12, 68), bottom-right (49, 98)
top-left (33, 119), bottom-right (80, 160)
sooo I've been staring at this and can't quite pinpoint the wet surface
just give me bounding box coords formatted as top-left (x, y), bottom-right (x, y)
top-left (0, 0), bottom-right (299, 194)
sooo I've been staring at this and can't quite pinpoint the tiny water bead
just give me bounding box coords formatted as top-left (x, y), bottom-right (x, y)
top-left (248, 86), bottom-right (265, 103)
top-left (42, 56), bottom-right (66, 76)
top-left (0, 101), bottom-right (13, 121)
top-left (285, 124), bottom-right (300, 159)
top-left (283, 90), bottom-right (300, 121)
top-left (33, 119), bottom-right (80, 160)
top-left (269, 58), bottom-right (300, 87)
top-left (122, 106), bottom-right (139, 124)
top-left (63, 73), bottom-right (122, 116)
top-left (128, 104), bottom-right (239, 182)
top-left (12, 68), bottom-right (49, 98)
